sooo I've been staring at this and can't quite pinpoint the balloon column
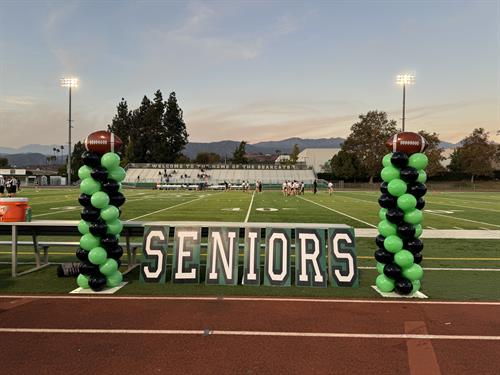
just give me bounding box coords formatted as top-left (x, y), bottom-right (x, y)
top-left (375, 132), bottom-right (428, 295)
top-left (76, 131), bottom-right (126, 291)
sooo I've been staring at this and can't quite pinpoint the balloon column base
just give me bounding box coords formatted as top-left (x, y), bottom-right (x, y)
top-left (371, 285), bottom-right (428, 299)
top-left (69, 282), bottom-right (128, 295)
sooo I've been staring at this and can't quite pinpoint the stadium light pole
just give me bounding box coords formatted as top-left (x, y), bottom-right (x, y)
top-left (396, 74), bottom-right (415, 131)
top-left (60, 77), bottom-right (79, 185)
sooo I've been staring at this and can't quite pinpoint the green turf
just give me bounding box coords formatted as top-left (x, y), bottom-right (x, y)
top-left (0, 187), bottom-right (499, 300)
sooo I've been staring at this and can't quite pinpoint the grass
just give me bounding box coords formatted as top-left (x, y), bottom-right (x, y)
top-left (0, 187), bottom-right (499, 300)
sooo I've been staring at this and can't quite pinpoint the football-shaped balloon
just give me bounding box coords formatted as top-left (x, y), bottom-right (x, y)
top-left (84, 130), bottom-right (123, 154)
top-left (386, 132), bottom-right (428, 155)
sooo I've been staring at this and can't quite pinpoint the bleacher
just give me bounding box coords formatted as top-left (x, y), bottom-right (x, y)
top-left (124, 163), bottom-right (316, 186)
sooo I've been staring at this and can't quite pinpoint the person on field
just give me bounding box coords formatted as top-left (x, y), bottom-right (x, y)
top-left (328, 181), bottom-right (334, 196)
top-left (313, 179), bottom-right (317, 195)
top-left (0, 175), bottom-right (5, 196)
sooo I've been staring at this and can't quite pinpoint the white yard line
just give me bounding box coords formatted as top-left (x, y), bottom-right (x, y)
top-left (298, 196), bottom-right (376, 228)
top-left (453, 226), bottom-right (463, 230)
top-left (244, 192), bottom-right (255, 223)
top-left (358, 266), bottom-right (500, 272)
top-left (424, 211), bottom-right (500, 228)
top-left (0, 327), bottom-right (499, 341)
top-left (426, 226), bottom-right (437, 230)
top-left (127, 196), bottom-right (205, 221)
top-left (425, 200), bottom-right (500, 213)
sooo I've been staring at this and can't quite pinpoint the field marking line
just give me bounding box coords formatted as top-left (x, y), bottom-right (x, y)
top-left (479, 227), bottom-right (491, 231)
top-left (298, 196), bottom-right (377, 228)
top-left (2, 295), bottom-right (500, 306)
top-left (424, 200), bottom-right (500, 213)
top-left (127, 196), bottom-right (207, 221)
top-left (0, 327), bottom-right (499, 341)
top-left (424, 211), bottom-right (500, 228)
top-left (426, 226), bottom-right (437, 230)
top-left (244, 192), bottom-right (255, 223)
top-left (405, 321), bottom-right (441, 375)
top-left (357, 256), bottom-right (500, 261)
top-left (358, 266), bottom-right (500, 272)
top-left (453, 227), bottom-right (463, 230)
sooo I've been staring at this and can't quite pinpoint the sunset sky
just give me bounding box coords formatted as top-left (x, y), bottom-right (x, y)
top-left (0, 0), bottom-right (499, 148)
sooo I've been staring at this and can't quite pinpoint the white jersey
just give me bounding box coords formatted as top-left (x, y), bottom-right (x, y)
top-left (0, 175), bottom-right (4, 187)
top-left (282, 182), bottom-right (287, 190)
top-left (328, 182), bottom-right (333, 189)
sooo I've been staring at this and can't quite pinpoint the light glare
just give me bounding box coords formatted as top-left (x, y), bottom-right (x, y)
top-left (60, 77), bottom-right (79, 88)
top-left (396, 74), bottom-right (415, 85)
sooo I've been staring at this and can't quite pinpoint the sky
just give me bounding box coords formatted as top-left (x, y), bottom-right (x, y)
top-left (0, 0), bottom-right (499, 148)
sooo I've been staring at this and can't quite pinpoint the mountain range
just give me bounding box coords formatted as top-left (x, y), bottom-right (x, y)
top-left (0, 137), bottom-right (459, 167)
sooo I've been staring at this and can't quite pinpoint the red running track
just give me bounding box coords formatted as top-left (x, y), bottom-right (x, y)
top-left (0, 296), bottom-right (499, 374)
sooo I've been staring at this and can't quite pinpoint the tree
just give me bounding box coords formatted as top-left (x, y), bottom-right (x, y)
top-left (0, 157), bottom-right (9, 168)
top-left (195, 152), bottom-right (221, 164)
top-left (448, 128), bottom-right (497, 183)
top-left (232, 141), bottom-right (248, 164)
top-left (71, 141), bottom-right (86, 182)
top-left (341, 111), bottom-right (398, 183)
top-left (164, 92), bottom-right (189, 162)
top-left (329, 150), bottom-right (365, 180)
top-left (108, 98), bottom-right (131, 150)
top-left (418, 130), bottom-right (446, 177)
top-left (290, 144), bottom-right (300, 164)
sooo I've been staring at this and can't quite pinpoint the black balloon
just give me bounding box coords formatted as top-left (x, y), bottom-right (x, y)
top-left (400, 167), bottom-right (419, 183)
top-left (395, 278), bottom-right (413, 295)
top-left (79, 261), bottom-right (100, 276)
top-left (404, 238), bottom-right (424, 253)
top-left (413, 252), bottom-right (423, 264)
top-left (81, 206), bottom-right (101, 222)
top-left (375, 248), bottom-right (394, 264)
top-left (380, 182), bottom-right (389, 195)
top-left (383, 263), bottom-right (402, 279)
top-left (102, 180), bottom-right (120, 194)
top-left (78, 193), bottom-right (92, 207)
top-left (106, 245), bottom-right (123, 260)
top-left (88, 275), bottom-right (107, 291)
top-left (109, 192), bottom-right (126, 207)
top-left (397, 222), bottom-right (416, 239)
top-left (416, 197), bottom-right (425, 210)
top-left (89, 220), bottom-right (108, 237)
top-left (386, 207), bottom-right (405, 224)
top-left (76, 247), bottom-right (89, 262)
top-left (82, 151), bottom-right (101, 167)
top-left (390, 152), bottom-right (409, 168)
top-left (408, 182), bottom-right (427, 198)
top-left (100, 234), bottom-right (119, 250)
top-left (378, 194), bottom-right (397, 209)
top-left (375, 234), bottom-right (386, 248)
top-left (91, 166), bottom-right (109, 182)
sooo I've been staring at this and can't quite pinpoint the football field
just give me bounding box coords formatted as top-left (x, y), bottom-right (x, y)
top-left (25, 187), bottom-right (500, 230)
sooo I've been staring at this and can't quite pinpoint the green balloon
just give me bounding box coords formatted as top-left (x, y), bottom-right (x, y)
top-left (78, 165), bottom-right (92, 180)
top-left (100, 205), bottom-right (120, 222)
top-left (101, 152), bottom-right (121, 170)
top-left (412, 279), bottom-right (421, 293)
top-left (417, 170), bottom-right (427, 184)
top-left (106, 271), bottom-right (123, 287)
top-left (402, 263), bottom-right (424, 281)
top-left (394, 250), bottom-right (414, 268)
top-left (382, 153), bottom-right (393, 168)
top-left (91, 191), bottom-right (110, 209)
top-left (376, 262), bottom-right (385, 274)
top-left (384, 235), bottom-right (403, 253)
top-left (80, 233), bottom-right (100, 251)
top-left (397, 194), bottom-right (417, 212)
top-left (99, 258), bottom-right (118, 276)
top-left (404, 209), bottom-right (423, 225)
top-left (106, 219), bottom-right (123, 235)
top-left (408, 153), bottom-right (428, 170)
top-left (77, 274), bottom-right (90, 289)
top-left (378, 220), bottom-right (397, 237)
top-left (387, 179), bottom-right (407, 197)
top-left (376, 274), bottom-right (395, 293)
top-left (80, 177), bottom-right (101, 195)
top-left (415, 224), bottom-right (423, 238)
top-left (108, 167), bottom-right (126, 183)
top-left (77, 220), bottom-right (90, 235)
top-left (379, 208), bottom-right (388, 221)
top-left (89, 246), bottom-right (107, 265)
top-left (381, 166), bottom-right (400, 182)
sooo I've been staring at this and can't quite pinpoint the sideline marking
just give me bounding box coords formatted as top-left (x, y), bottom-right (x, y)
top-left (360, 266), bottom-right (500, 272)
top-left (405, 321), bottom-right (441, 375)
top-left (127, 196), bottom-right (206, 221)
top-left (357, 256), bottom-right (500, 261)
top-left (298, 196), bottom-right (376, 228)
top-left (0, 327), bottom-right (499, 341)
top-left (1, 295), bottom-right (500, 306)
top-left (244, 192), bottom-right (255, 223)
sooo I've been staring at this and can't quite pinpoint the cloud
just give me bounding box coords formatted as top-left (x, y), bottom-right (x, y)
top-left (0, 96), bottom-right (38, 109)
